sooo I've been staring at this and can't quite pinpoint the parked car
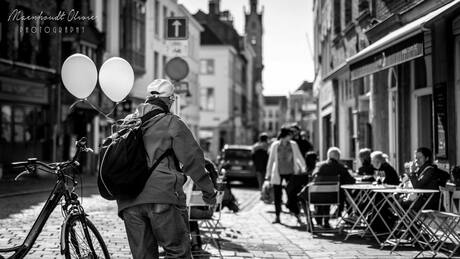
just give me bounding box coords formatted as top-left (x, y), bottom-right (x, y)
top-left (218, 145), bottom-right (256, 183)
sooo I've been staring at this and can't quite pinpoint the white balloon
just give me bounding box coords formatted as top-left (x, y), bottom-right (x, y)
top-left (61, 54), bottom-right (98, 99)
top-left (99, 57), bottom-right (134, 102)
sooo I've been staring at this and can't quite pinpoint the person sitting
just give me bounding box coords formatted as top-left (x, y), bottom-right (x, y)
top-left (370, 151), bottom-right (400, 185)
top-left (357, 148), bottom-right (375, 181)
top-left (406, 147), bottom-right (449, 210)
top-left (311, 147), bottom-right (355, 228)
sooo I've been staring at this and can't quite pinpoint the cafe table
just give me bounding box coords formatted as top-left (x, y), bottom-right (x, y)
top-left (373, 188), bottom-right (439, 253)
top-left (341, 184), bottom-right (397, 243)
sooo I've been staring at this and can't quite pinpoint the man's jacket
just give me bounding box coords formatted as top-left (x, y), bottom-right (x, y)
top-left (117, 103), bottom-right (215, 214)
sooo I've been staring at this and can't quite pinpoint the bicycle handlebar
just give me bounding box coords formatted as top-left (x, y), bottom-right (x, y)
top-left (11, 137), bottom-right (92, 178)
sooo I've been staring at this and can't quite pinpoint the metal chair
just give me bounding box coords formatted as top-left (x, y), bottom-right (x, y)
top-left (305, 181), bottom-right (341, 234)
top-left (416, 187), bottom-right (460, 258)
top-left (186, 182), bottom-right (225, 258)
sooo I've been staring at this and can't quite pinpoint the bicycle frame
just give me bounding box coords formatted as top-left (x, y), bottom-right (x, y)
top-left (0, 172), bottom-right (81, 259)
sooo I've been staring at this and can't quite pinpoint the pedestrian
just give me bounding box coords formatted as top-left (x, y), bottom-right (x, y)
top-left (117, 79), bottom-right (217, 259)
top-left (357, 148), bottom-right (375, 180)
top-left (252, 132), bottom-right (270, 191)
top-left (311, 147), bottom-right (355, 228)
top-left (290, 124), bottom-right (313, 157)
top-left (265, 127), bottom-right (306, 224)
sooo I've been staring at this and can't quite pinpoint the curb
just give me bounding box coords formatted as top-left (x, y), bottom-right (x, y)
top-left (0, 183), bottom-right (98, 199)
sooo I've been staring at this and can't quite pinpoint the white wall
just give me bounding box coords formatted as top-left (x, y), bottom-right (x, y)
top-left (198, 46), bottom-right (235, 128)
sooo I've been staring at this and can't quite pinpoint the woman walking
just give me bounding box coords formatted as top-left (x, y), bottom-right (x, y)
top-left (265, 127), bottom-right (306, 224)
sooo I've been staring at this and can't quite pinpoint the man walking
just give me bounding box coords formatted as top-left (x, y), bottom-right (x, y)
top-left (117, 79), bottom-right (217, 259)
top-left (252, 132), bottom-right (270, 190)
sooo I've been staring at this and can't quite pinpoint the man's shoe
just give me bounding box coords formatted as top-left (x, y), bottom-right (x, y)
top-left (323, 223), bottom-right (331, 229)
top-left (272, 217), bottom-right (281, 224)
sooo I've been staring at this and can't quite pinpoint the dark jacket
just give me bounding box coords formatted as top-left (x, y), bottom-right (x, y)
top-left (252, 142), bottom-right (269, 173)
top-left (410, 163), bottom-right (444, 190)
top-left (117, 103), bottom-right (215, 213)
top-left (312, 159), bottom-right (355, 185)
top-left (293, 138), bottom-right (313, 157)
top-left (358, 162), bottom-right (375, 176)
top-left (380, 162), bottom-right (400, 185)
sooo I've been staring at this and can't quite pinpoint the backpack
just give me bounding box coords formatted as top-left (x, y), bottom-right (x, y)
top-left (435, 167), bottom-right (450, 187)
top-left (97, 109), bottom-right (169, 200)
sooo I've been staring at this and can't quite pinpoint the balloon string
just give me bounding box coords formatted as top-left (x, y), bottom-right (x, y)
top-left (68, 99), bottom-right (121, 123)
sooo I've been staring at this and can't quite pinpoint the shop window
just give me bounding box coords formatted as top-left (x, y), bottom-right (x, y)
top-left (120, 0), bottom-right (146, 73)
top-left (1, 104), bottom-right (43, 144)
top-left (1, 105), bottom-right (11, 143)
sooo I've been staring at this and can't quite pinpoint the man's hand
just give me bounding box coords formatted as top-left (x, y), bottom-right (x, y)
top-left (202, 190), bottom-right (217, 205)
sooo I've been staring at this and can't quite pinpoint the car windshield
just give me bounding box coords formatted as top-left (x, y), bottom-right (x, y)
top-left (224, 149), bottom-right (251, 159)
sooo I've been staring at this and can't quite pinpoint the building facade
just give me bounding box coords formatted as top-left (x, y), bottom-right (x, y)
top-left (287, 81), bottom-right (317, 148)
top-left (314, 0), bottom-right (460, 171)
top-left (194, 0), bottom-right (264, 160)
top-left (263, 95), bottom-right (288, 138)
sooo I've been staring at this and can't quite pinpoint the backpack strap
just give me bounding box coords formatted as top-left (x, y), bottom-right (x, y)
top-left (148, 149), bottom-right (174, 174)
top-left (140, 109), bottom-right (166, 124)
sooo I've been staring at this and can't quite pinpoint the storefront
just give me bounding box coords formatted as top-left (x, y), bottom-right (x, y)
top-left (347, 0), bottom-right (460, 171)
top-left (0, 72), bottom-right (55, 173)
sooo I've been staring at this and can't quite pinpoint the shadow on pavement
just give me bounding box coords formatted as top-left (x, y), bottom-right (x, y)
top-left (0, 174), bottom-right (100, 220)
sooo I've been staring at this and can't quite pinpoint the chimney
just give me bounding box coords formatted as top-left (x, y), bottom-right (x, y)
top-left (209, 0), bottom-right (220, 16)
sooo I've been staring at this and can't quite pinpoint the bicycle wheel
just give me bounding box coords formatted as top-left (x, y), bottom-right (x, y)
top-left (64, 215), bottom-right (110, 259)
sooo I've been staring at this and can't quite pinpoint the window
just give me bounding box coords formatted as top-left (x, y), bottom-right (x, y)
top-left (163, 6), bottom-right (167, 38)
top-left (1, 104), bottom-right (44, 144)
top-left (162, 55), bottom-right (167, 78)
top-left (268, 122), bottom-right (273, 131)
top-left (333, 0), bottom-right (341, 34)
top-left (200, 87), bottom-right (215, 111)
top-left (154, 51), bottom-right (159, 78)
top-left (414, 58), bottom-right (427, 89)
top-left (120, 0), bottom-right (146, 72)
top-left (15, 6), bottom-right (32, 63)
top-left (345, 0), bottom-right (352, 25)
top-left (200, 59), bottom-right (215, 74)
top-left (0, 0), bottom-right (9, 58)
top-left (269, 110), bottom-right (273, 118)
top-left (154, 0), bottom-right (159, 36)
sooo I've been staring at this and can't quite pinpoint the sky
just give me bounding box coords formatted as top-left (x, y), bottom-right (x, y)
top-left (178, 0), bottom-right (315, 96)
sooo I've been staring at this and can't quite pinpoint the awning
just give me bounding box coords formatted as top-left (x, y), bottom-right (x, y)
top-left (348, 0), bottom-right (460, 80)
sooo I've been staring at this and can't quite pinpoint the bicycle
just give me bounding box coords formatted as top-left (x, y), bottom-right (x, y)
top-left (0, 137), bottom-right (110, 259)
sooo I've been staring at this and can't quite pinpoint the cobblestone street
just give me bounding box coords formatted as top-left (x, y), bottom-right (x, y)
top-left (0, 181), bottom-right (432, 259)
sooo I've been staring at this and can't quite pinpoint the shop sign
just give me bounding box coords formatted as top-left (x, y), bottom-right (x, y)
top-left (351, 43), bottom-right (424, 80)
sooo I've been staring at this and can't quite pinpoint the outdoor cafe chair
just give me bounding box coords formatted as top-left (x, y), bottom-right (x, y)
top-left (305, 181), bottom-right (341, 235)
top-left (186, 182), bottom-right (225, 258)
top-left (416, 187), bottom-right (460, 258)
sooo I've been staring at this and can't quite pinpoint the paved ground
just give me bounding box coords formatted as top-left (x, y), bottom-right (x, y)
top-left (0, 175), bottom-right (447, 258)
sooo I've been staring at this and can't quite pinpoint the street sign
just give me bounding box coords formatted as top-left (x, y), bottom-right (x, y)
top-left (166, 17), bottom-right (188, 40)
top-left (164, 57), bottom-right (189, 81)
top-left (166, 41), bottom-right (189, 57)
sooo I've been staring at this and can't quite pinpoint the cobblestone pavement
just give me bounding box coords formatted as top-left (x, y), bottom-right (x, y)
top-left (0, 184), bottom-right (442, 258)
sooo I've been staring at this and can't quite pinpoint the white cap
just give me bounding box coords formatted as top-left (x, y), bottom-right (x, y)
top-left (146, 79), bottom-right (174, 97)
